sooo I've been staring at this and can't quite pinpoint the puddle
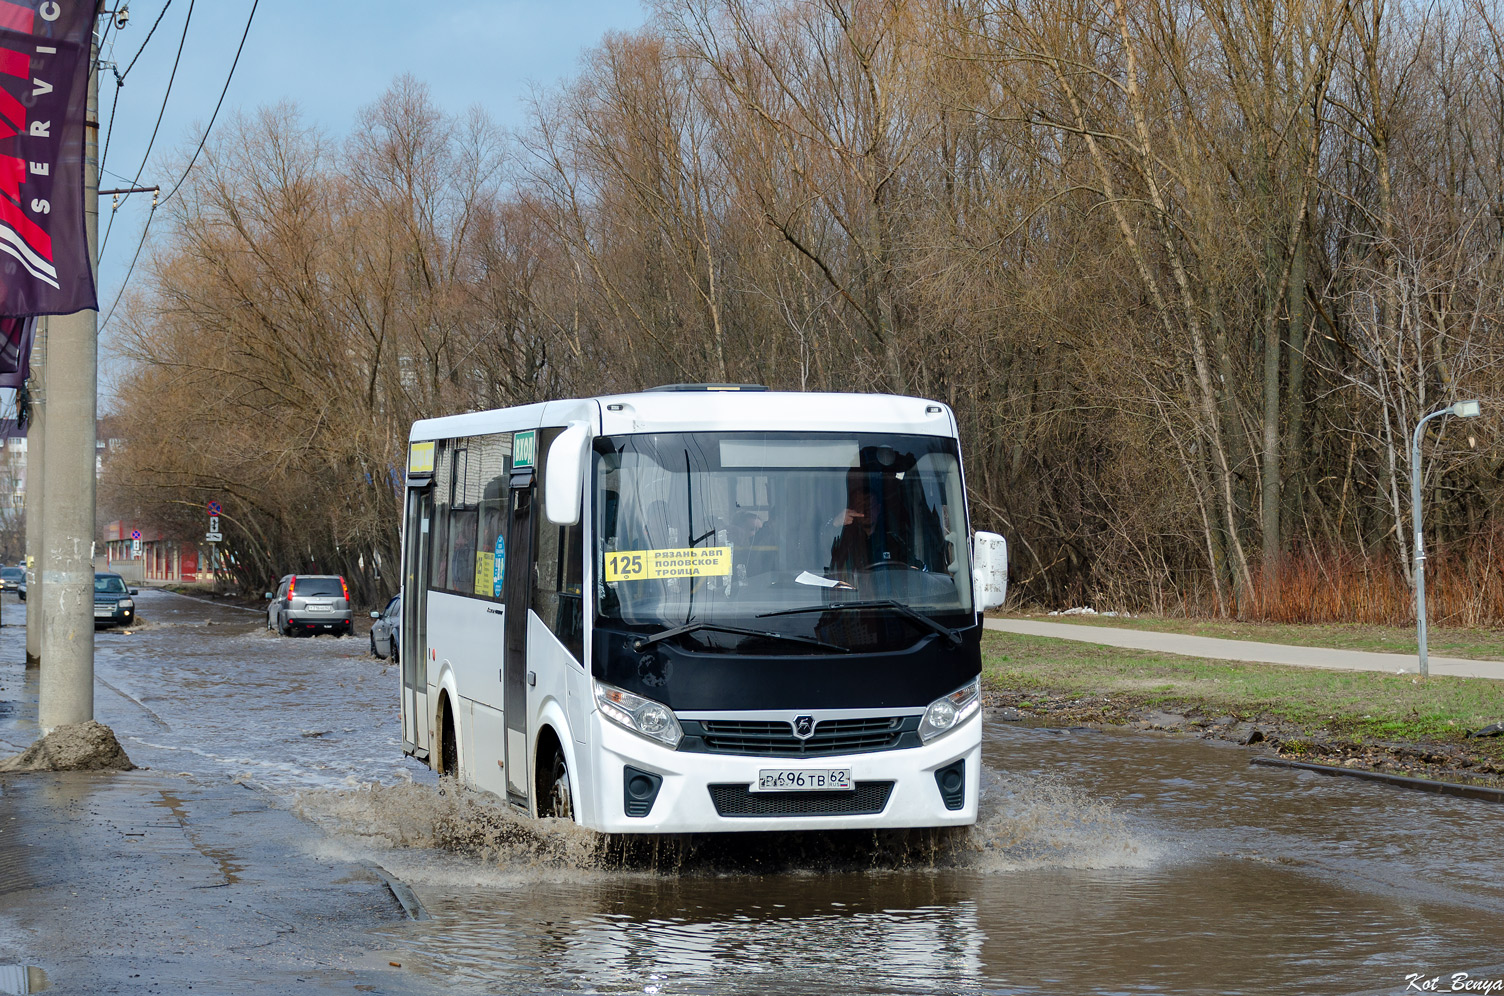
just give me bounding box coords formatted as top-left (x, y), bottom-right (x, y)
top-left (0, 965), bottom-right (47, 994)
top-left (10, 589), bottom-right (1501, 994)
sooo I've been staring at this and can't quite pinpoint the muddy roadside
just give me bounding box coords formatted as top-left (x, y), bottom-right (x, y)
top-left (982, 690), bottom-right (1504, 786)
top-left (982, 632), bottom-right (1504, 789)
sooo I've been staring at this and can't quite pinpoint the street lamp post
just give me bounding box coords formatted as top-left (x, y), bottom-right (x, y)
top-left (1410, 399), bottom-right (1482, 677)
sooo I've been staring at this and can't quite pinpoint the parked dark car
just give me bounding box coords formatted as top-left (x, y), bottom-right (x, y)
top-left (267, 574), bottom-right (352, 636)
top-left (0, 566), bottom-right (23, 591)
top-left (369, 593), bottom-right (400, 661)
top-left (94, 572), bottom-right (138, 628)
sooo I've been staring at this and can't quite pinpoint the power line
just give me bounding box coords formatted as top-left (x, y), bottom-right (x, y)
top-left (99, 200), bottom-right (157, 335)
top-left (117, 1), bottom-right (173, 82)
top-left (99, 0), bottom-right (194, 258)
top-left (100, 0), bottom-right (257, 341)
top-left (101, 2), bottom-right (173, 174)
top-left (91, 8), bottom-right (115, 75)
top-left (161, 0), bottom-right (257, 205)
top-left (95, 6), bottom-right (122, 173)
top-left (101, 165), bottom-right (140, 185)
top-left (99, 73), bottom-right (121, 176)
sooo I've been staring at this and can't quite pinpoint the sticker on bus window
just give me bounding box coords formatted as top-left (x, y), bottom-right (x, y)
top-left (474, 551), bottom-right (494, 597)
top-left (604, 547), bottom-right (732, 582)
top-left (493, 535), bottom-right (505, 596)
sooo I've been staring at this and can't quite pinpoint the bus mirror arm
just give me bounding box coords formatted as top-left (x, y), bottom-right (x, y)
top-left (544, 422), bottom-right (593, 526)
top-left (972, 531), bottom-right (1008, 612)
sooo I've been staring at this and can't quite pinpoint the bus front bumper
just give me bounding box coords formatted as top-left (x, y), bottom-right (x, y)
top-left (582, 712), bottom-right (981, 834)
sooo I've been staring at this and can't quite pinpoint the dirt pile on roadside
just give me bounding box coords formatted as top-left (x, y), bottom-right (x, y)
top-left (0, 720), bottom-right (135, 772)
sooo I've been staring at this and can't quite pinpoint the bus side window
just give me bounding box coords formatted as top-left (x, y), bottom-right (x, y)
top-left (447, 447), bottom-right (478, 592)
top-left (474, 433), bottom-right (512, 598)
top-left (429, 439), bottom-right (452, 591)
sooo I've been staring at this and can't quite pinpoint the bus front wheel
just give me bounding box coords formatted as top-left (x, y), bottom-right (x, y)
top-left (540, 746), bottom-right (573, 821)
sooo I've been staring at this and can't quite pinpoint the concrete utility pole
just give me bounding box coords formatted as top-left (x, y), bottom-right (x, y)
top-left (22, 316), bottom-right (45, 669)
top-left (37, 25), bottom-right (100, 731)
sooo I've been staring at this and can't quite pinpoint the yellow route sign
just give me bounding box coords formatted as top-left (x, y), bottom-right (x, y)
top-left (407, 440), bottom-right (436, 475)
top-left (605, 547), bottom-right (731, 582)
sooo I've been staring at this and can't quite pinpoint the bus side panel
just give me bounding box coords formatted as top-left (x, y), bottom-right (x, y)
top-left (426, 590), bottom-right (507, 788)
top-left (527, 612), bottom-right (595, 827)
top-left (466, 698), bottom-right (508, 799)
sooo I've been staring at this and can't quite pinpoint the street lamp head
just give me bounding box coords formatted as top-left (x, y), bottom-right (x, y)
top-left (1451, 400), bottom-right (1482, 418)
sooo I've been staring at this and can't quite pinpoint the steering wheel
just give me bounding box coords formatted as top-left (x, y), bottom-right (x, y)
top-left (866, 560), bottom-right (919, 571)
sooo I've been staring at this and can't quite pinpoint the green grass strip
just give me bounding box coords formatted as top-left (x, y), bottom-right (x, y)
top-left (1004, 615), bottom-right (1504, 660)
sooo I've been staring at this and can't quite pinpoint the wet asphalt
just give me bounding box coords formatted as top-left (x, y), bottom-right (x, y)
top-left (0, 590), bottom-right (430, 995)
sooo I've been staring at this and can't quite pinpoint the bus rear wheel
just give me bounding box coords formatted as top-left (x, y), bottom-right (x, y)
top-left (439, 703), bottom-right (458, 779)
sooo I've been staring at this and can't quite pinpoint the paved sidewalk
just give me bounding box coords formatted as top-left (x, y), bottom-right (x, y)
top-left (983, 618), bottom-right (1504, 681)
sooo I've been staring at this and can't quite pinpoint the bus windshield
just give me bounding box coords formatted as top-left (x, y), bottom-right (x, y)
top-left (593, 432), bottom-right (973, 645)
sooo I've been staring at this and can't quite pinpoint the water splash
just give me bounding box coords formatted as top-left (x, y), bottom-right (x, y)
top-left (293, 766), bottom-right (1156, 878)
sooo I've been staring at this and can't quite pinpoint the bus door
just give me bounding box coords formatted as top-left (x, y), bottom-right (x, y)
top-left (502, 467), bottom-right (536, 806)
top-left (401, 484), bottom-right (433, 759)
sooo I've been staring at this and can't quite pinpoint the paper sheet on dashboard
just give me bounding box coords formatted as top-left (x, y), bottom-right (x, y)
top-left (795, 571), bottom-right (854, 590)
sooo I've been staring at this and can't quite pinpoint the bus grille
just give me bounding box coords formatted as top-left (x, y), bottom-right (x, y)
top-left (685, 717), bottom-right (912, 757)
top-left (708, 781), bottom-right (894, 818)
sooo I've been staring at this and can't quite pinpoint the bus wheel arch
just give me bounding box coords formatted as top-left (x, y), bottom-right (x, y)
top-left (534, 726), bottom-right (573, 821)
top-left (436, 692), bottom-right (459, 778)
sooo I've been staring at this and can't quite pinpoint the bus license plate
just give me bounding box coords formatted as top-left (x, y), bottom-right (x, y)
top-left (753, 769), bottom-right (853, 793)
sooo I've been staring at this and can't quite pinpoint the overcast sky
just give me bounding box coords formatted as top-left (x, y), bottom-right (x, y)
top-left (94, 0), bottom-right (650, 391)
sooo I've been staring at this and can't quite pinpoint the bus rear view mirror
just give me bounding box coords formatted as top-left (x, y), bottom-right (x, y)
top-left (972, 531), bottom-right (1008, 611)
top-left (545, 422), bottom-right (592, 526)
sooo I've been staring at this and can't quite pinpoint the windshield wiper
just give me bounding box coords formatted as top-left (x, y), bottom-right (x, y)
top-left (633, 622), bottom-right (850, 654)
top-left (757, 599), bottom-right (964, 648)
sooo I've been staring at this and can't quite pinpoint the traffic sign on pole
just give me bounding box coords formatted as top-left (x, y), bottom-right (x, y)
top-left (207, 500), bottom-right (221, 517)
top-left (205, 532), bottom-right (223, 543)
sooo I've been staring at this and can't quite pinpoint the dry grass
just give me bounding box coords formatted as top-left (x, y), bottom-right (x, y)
top-left (1234, 540), bottom-right (1504, 627)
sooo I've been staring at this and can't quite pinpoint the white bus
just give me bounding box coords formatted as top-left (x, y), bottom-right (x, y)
top-left (398, 387), bottom-right (1008, 834)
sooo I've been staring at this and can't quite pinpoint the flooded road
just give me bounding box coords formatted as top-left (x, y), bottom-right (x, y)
top-left (3, 588), bottom-right (1502, 995)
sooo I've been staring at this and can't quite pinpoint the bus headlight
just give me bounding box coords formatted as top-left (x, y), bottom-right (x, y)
top-left (595, 682), bottom-right (683, 749)
top-left (919, 677), bottom-right (981, 743)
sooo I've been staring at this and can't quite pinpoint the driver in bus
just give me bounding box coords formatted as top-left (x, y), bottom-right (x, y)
top-left (828, 468), bottom-right (916, 574)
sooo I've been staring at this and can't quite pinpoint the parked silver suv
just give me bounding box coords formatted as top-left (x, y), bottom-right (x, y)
top-left (267, 574), bottom-right (352, 637)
